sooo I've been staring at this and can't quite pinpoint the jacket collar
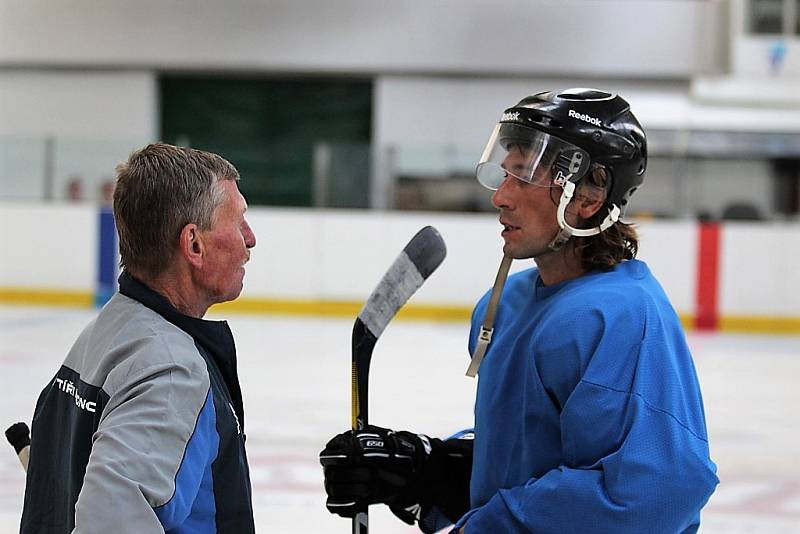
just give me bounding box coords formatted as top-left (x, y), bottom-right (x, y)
top-left (117, 271), bottom-right (245, 429)
top-left (118, 271), bottom-right (235, 357)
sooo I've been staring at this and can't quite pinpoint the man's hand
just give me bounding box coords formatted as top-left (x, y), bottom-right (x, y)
top-left (319, 425), bottom-right (430, 522)
top-left (320, 425), bottom-right (474, 530)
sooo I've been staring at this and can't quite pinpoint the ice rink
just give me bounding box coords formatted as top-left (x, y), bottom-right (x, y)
top-left (1, 305), bottom-right (798, 533)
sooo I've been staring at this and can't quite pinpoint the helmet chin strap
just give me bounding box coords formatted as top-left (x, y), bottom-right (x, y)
top-left (548, 180), bottom-right (621, 251)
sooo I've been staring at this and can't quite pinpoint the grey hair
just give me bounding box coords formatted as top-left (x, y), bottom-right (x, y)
top-left (113, 143), bottom-right (239, 278)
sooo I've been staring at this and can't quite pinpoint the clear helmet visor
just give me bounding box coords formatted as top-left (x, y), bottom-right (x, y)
top-left (476, 123), bottom-right (591, 190)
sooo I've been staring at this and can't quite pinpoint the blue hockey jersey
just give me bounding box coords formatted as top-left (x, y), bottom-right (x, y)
top-left (456, 259), bottom-right (718, 533)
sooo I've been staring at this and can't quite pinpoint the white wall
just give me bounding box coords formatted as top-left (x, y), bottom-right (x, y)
top-left (0, 1), bottom-right (795, 213)
top-left (690, 0), bottom-right (800, 109)
top-left (371, 76), bottom-right (799, 211)
top-left (0, 70), bottom-right (157, 201)
top-left (374, 76), bottom-right (800, 149)
top-left (0, 0), bottom-right (723, 77)
top-left (240, 209), bottom-right (512, 306)
top-left (2, 202), bottom-right (798, 323)
top-left (636, 220), bottom-right (698, 314)
top-left (0, 70), bottom-right (156, 139)
top-left (0, 202), bottom-right (95, 290)
top-left (730, 0), bottom-right (800, 79)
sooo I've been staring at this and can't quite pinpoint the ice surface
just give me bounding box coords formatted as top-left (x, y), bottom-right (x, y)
top-left (1, 305), bottom-right (798, 533)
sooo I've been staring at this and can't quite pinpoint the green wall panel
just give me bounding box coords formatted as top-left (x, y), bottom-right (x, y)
top-left (160, 76), bottom-right (372, 207)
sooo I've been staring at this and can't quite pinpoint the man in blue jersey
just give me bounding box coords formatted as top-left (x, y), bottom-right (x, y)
top-left (21, 143), bottom-right (257, 533)
top-left (320, 89), bottom-right (718, 533)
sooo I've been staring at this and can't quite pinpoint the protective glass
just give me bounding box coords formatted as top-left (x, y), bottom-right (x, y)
top-left (476, 123), bottom-right (591, 190)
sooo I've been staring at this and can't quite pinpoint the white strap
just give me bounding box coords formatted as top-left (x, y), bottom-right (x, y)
top-left (465, 328), bottom-right (492, 377)
top-left (465, 255), bottom-right (512, 377)
top-left (550, 181), bottom-right (621, 249)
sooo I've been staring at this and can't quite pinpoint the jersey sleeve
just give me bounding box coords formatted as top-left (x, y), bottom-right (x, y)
top-left (73, 339), bottom-right (217, 533)
top-left (457, 325), bottom-right (719, 533)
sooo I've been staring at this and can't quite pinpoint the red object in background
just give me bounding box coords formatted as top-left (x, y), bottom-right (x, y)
top-left (695, 222), bottom-right (721, 330)
top-left (66, 176), bottom-right (83, 201)
top-left (100, 180), bottom-right (115, 205)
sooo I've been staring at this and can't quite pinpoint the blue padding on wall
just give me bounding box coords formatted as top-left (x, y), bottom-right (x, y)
top-left (95, 207), bottom-right (118, 307)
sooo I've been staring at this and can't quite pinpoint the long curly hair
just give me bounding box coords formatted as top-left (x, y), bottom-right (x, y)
top-left (574, 220), bottom-right (639, 272)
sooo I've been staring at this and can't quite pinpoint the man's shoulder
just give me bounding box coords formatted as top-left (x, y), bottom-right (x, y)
top-left (532, 261), bottom-right (656, 322)
top-left (474, 266), bottom-right (537, 312)
top-left (90, 293), bottom-right (194, 352)
top-left (564, 260), bottom-right (678, 327)
top-left (501, 266), bottom-right (539, 296)
top-left (68, 293), bottom-right (208, 390)
top-left (574, 260), bottom-right (657, 298)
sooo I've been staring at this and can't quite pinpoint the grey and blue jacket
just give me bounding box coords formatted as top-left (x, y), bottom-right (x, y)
top-left (20, 272), bottom-right (255, 533)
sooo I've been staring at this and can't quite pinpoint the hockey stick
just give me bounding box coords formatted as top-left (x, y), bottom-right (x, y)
top-left (5, 422), bottom-right (31, 471)
top-left (350, 226), bottom-right (447, 534)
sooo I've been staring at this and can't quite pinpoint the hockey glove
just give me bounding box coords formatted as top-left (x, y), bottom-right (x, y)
top-left (319, 425), bottom-right (473, 530)
top-left (319, 425), bottom-right (430, 523)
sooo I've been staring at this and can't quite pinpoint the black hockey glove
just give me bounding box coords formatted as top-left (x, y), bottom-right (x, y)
top-left (319, 425), bottom-right (429, 523)
top-left (319, 425), bottom-right (472, 530)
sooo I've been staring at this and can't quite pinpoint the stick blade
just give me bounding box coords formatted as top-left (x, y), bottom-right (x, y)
top-left (402, 226), bottom-right (447, 280)
top-left (358, 226), bottom-right (446, 338)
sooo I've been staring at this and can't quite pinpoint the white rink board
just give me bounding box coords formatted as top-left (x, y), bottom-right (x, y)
top-left (719, 223), bottom-right (800, 316)
top-left (7, 202), bottom-right (800, 321)
top-left (0, 202), bottom-right (96, 290)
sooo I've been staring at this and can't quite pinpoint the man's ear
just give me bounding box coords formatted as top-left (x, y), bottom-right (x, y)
top-left (179, 223), bottom-right (204, 268)
top-left (573, 186), bottom-right (606, 220)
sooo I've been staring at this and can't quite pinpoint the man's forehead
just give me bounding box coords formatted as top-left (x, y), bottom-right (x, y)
top-left (218, 180), bottom-right (246, 208)
top-left (503, 149), bottom-right (534, 165)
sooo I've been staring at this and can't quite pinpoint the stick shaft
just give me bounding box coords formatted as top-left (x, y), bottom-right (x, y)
top-left (18, 446), bottom-right (29, 471)
top-left (351, 320), bottom-right (376, 430)
top-left (348, 226), bottom-right (446, 534)
top-left (351, 319), bottom-right (375, 532)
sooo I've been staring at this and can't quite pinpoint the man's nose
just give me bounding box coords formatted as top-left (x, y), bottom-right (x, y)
top-left (491, 176), bottom-right (515, 210)
top-left (243, 221), bottom-right (256, 248)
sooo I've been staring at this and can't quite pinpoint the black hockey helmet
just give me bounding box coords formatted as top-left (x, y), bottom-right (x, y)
top-left (478, 88), bottom-right (647, 211)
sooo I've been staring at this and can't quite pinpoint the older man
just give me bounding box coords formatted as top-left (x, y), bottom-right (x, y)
top-left (21, 143), bottom-right (257, 533)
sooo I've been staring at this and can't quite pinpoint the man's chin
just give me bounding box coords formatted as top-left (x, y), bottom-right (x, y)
top-left (503, 239), bottom-right (522, 260)
top-left (502, 244), bottom-right (526, 261)
top-left (217, 282), bottom-right (245, 306)
top-left (502, 242), bottom-right (539, 261)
